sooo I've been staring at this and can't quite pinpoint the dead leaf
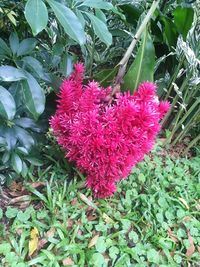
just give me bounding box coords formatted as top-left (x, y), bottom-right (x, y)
top-left (79, 193), bottom-right (98, 211)
top-left (10, 181), bottom-right (22, 191)
top-left (67, 219), bottom-right (74, 229)
top-left (88, 234), bottom-right (99, 248)
top-left (45, 228), bottom-right (55, 238)
top-left (179, 197), bottom-right (189, 209)
top-left (38, 238), bottom-right (48, 250)
top-left (62, 257), bottom-right (75, 266)
top-left (71, 198), bottom-right (77, 206)
top-left (29, 227), bottom-right (39, 256)
top-left (167, 228), bottom-right (179, 243)
top-left (9, 195), bottom-right (31, 204)
top-left (186, 231), bottom-right (195, 257)
top-left (31, 182), bottom-right (46, 188)
top-left (102, 213), bottom-right (115, 224)
top-left (19, 201), bottom-right (31, 209)
top-left (197, 246), bottom-right (200, 254)
top-left (87, 213), bottom-right (97, 221)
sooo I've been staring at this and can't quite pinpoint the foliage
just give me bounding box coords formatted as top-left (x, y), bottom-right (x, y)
top-left (0, 146), bottom-right (199, 266)
top-left (0, 0), bottom-right (124, 182)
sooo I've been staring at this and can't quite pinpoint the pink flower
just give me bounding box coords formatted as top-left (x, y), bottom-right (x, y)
top-left (50, 63), bottom-right (170, 198)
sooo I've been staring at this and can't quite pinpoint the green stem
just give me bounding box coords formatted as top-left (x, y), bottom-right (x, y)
top-left (113, 0), bottom-right (160, 90)
top-left (183, 134), bottom-right (200, 155)
top-left (161, 77), bottom-right (189, 128)
top-left (164, 55), bottom-right (185, 101)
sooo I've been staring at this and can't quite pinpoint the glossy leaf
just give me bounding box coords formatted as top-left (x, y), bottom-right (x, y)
top-left (25, 0), bottom-right (48, 36)
top-left (173, 7), bottom-right (194, 40)
top-left (15, 126), bottom-right (35, 150)
top-left (0, 66), bottom-right (26, 82)
top-left (0, 86), bottom-right (16, 120)
top-left (0, 127), bottom-right (17, 150)
top-left (0, 38), bottom-right (11, 56)
top-left (11, 153), bottom-right (22, 174)
top-left (48, 0), bottom-right (86, 45)
top-left (85, 12), bottom-right (112, 46)
top-left (17, 38), bottom-right (37, 56)
top-left (14, 117), bottom-right (40, 132)
top-left (21, 73), bottom-right (45, 120)
top-left (22, 56), bottom-right (45, 79)
top-left (9, 32), bottom-right (19, 55)
top-left (122, 29), bottom-right (155, 92)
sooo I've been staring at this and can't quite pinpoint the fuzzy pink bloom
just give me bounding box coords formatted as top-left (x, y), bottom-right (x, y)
top-left (50, 63), bottom-right (170, 198)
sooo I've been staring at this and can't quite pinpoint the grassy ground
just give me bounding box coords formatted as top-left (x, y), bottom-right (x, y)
top-left (0, 144), bottom-right (200, 267)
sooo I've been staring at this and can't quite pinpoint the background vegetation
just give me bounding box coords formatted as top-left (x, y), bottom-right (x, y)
top-left (0, 0), bottom-right (200, 266)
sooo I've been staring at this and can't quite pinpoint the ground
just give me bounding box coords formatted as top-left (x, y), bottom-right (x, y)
top-left (0, 144), bottom-right (200, 267)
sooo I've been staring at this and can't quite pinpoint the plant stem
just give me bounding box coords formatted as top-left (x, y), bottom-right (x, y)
top-left (183, 134), bottom-right (200, 156)
top-left (112, 0), bottom-right (160, 93)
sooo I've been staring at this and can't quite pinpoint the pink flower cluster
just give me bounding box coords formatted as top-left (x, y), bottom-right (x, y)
top-left (50, 63), bottom-right (170, 198)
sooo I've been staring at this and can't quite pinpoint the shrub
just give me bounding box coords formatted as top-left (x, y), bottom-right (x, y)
top-left (50, 63), bottom-right (170, 198)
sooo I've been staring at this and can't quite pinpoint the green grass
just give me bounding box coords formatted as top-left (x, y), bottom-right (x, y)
top-left (0, 145), bottom-right (200, 267)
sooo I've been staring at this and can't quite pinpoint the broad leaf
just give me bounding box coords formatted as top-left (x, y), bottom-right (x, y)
top-left (8, 82), bottom-right (23, 108)
top-left (0, 66), bottom-right (26, 81)
top-left (81, 0), bottom-right (113, 10)
top-left (9, 32), bottom-right (19, 55)
top-left (21, 72), bottom-right (45, 120)
top-left (0, 38), bottom-right (11, 56)
top-left (85, 12), bottom-right (112, 46)
top-left (22, 56), bottom-right (45, 79)
top-left (122, 29), bottom-right (155, 92)
top-left (48, 0), bottom-right (86, 45)
top-left (0, 127), bottom-right (17, 150)
top-left (173, 7), bottom-right (194, 40)
top-left (14, 117), bottom-right (40, 131)
top-left (15, 126), bottom-right (35, 150)
top-left (0, 86), bottom-right (16, 120)
top-left (17, 38), bottom-right (37, 56)
top-left (161, 17), bottom-right (178, 47)
top-left (11, 153), bottom-right (22, 174)
top-left (25, 0), bottom-right (48, 36)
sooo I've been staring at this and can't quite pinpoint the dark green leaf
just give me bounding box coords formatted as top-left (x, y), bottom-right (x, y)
top-left (173, 7), bottom-right (194, 40)
top-left (17, 38), bottom-right (37, 56)
top-left (48, 0), bottom-right (86, 45)
top-left (14, 117), bottom-right (40, 132)
top-left (22, 56), bottom-right (45, 79)
top-left (21, 161), bottom-right (28, 178)
top-left (9, 32), bottom-right (19, 55)
top-left (8, 82), bottom-right (23, 108)
top-left (25, 0), bottom-right (48, 36)
top-left (85, 12), bottom-right (112, 46)
top-left (122, 29), bottom-right (155, 92)
top-left (26, 157), bottom-right (43, 166)
top-left (81, 0), bottom-right (113, 10)
top-left (11, 153), bottom-right (22, 173)
top-left (161, 17), bottom-right (178, 47)
top-left (21, 72), bottom-right (45, 120)
top-left (94, 68), bottom-right (118, 87)
top-left (0, 86), bottom-right (16, 120)
top-left (60, 54), bottom-right (73, 77)
top-left (0, 38), bottom-right (11, 56)
top-left (119, 4), bottom-right (142, 25)
top-left (0, 127), bottom-right (17, 150)
top-left (0, 66), bottom-right (26, 81)
top-left (2, 151), bottom-right (10, 163)
top-left (15, 126), bottom-right (35, 150)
